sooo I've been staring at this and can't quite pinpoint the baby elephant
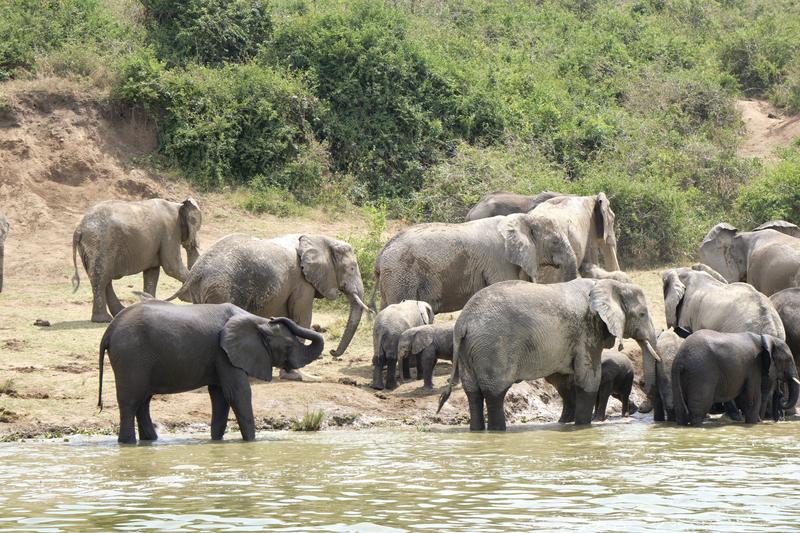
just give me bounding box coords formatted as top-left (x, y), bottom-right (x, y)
top-left (593, 350), bottom-right (638, 421)
top-left (99, 300), bottom-right (324, 443)
top-left (672, 330), bottom-right (800, 426)
top-left (396, 323), bottom-right (454, 389)
top-left (372, 300), bottom-right (434, 390)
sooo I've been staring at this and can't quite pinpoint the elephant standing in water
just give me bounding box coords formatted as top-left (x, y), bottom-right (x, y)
top-left (771, 288), bottom-right (800, 368)
top-left (72, 198), bottom-right (202, 322)
top-left (374, 213), bottom-right (578, 313)
top-left (0, 212), bottom-right (9, 292)
top-left (646, 327), bottom-right (689, 422)
top-left (99, 300), bottom-right (324, 443)
top-left (438, 279), bottom-right (661, 430)
top-left (465, 191), bottom-right (565, 221)
top-left (699, 221), bottom-right (800, 296)
top-left (168, 233), bottom-right (370, 360)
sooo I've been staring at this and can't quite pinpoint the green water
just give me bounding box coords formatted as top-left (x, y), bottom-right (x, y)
top-left (2, 421), bottom-right (800, 531)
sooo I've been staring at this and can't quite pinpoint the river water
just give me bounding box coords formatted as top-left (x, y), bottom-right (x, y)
top-left (2, 421), bottom-right (800, 531)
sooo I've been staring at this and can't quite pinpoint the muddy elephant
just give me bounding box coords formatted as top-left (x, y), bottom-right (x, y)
top-left (530, 193), bottom-right (621, 279)
top-left (465, 191), bottom-right (566, 221)
top-left (372, 300), bottom-right (434, 390)
top-left (672, 330), bottom-right (799, 426)
top-left (373, 213), bottom-right (578, 313)
top-left (438, 279), bottom-right (661, 430)
top-left (99, 300), bottom-right (324, 443)
top-left (72, 198), bottom-right (202, 322)
top-left (0, 212), bottom-right (8, 292)
top-left (168, 233), bottom-right (370, 359)
top-left (699, 221), bottom-right (800, 296)
top-left (396, 323), bottom-right (454, 389)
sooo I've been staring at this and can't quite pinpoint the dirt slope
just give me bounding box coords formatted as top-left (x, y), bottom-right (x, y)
top-left (736, 99), bottom-right (800, 159)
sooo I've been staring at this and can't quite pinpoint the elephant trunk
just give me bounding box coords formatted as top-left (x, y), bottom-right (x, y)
top-left (781, 376), bottom-right (800, 410)
top-left (330, 293), bottom-right (364, 357)
top-left (272, 317), bottom-right (325, 366)
top-left (185, 245), bottom-right (200, 270)
top-left (605, 243), bottom-right (620, 272)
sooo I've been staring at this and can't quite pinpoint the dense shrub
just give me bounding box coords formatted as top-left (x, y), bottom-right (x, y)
top-left (736, 150), bottom-right (800, 227)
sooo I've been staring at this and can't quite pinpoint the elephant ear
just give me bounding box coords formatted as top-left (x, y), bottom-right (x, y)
top-left (419, 301), bottom-right (434, 325)
top-left (700, 223), bottom-right (737, 248)
top-left (499, 214), bottom-right (538, 280)
top-left (299, 235), bottom-right (339, 300)
top-left (760, 334), bottom-right (775, 376)
top-left (662, 269), bottom-right (686, 328)
top-left (411, 326), bottom-right (435, 354)
top-left (753, 220), bottom-right (800, 238)
top-left (595, 192), bottom-right (616, 246)
top-left (179, 197), bottom-right (202, 246)
top-left (589, 280), bottom-right (625, 339)
top-left (329, 239), bottom-right (364, 296)
top-left (219, 313), bottom-right (275, 382)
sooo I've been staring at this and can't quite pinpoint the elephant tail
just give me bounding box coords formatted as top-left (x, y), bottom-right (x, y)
top-left (98, 325), bottom-right (112, 412)
top-left (437, 325), bottom-right (464, 413)
top-left (71, 229), bottom-right (81, 293)
top-left (164, 280), bottom-right (190, 302)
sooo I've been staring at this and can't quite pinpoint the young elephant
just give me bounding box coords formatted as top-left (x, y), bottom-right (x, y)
top-left (99, 300), bottom-right (324, 443)
top-left (593, 350), bottom-right (638, 421)
top-left (672, 330), bottom-right (800, 426)
top-left (372, 300), bottom-right (434, 390)
top-left (396, 323), bottom-right (454, 389)
top-left (645, 328), bottom-right (688, 422)
top-left (438, 278), bottom-right (661, 430)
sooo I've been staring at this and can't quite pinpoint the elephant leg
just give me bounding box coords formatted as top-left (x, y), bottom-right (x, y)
top-left (142, 267), bottom-right (160, 298)
top-left (208, 385), bottom-right (231, 440)
top-left (371, 353), bottom-right (386, 390)
top-left (117, 399), bottom-right (138, 444)
top-left (724, 400), bottom-right (743, 422)
top-left (421, 349), bottom-right (436, 390)
top-left (223, 375), bottom-right (256, 441)
top-left (89, 271), bottom-right (113, 323)
top-left (485, 387), bottom-right (509, 431)
top-left (136, 396), bottom-right (158, 441)
top-left (466, 389), bottom-right (486, 431)
top-left (402, 355), bottom-right (412, 380)
top-left (593, 381), bottom-right (613, 422)
top-left (620, 374), bottom-right (635, 416)
top-left (738, 381), bottom-right (762, 424)
top-left (415, 353), bottom-right (424, 381)
top-left (105, 281), bottom-right (124, 316)
top-left (652, 388), bottom-right (666, 422)
top-left (385, 355), bottom-right (399, 390)
top-left (574, 386), bottom-right (597, 426)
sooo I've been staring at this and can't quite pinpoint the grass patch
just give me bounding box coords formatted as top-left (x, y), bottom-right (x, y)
top-left (291, 409), bottom-right (325, 431)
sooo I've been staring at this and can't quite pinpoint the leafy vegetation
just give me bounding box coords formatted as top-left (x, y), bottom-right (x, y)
top-left (291, 409), bottom-right (325, 431)
top-left (3, 0), bottom-right (800, 264)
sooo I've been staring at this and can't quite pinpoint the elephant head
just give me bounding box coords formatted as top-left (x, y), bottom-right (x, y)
top-left (760, 334), bottom-right (800, 412)
top-left (499, 213), bottom-right (578, 283)
top-left (298, 235), bottom-right (370, 356)
top-left (220, 313), bottom-right (324, 381)
top-left (593, 192), bottom-right (620, 270)
top-left (179, 198), bottom-right (202, 268)
top-left (0, 213), bottom-right (8, 293)
top-left (753, 220), bottom-right (800, 238)
top-left (662, 269), bottom-right (687, 328)
top-left (698, 223), bottom-right (747, 283)
top-left (589, 280), bottom-right (660, 390)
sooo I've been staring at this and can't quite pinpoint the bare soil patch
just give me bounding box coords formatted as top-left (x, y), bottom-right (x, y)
top-left (736, 99), bottom-right (800, 159)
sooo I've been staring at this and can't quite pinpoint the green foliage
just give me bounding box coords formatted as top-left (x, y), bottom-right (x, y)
top-left (141, 0), bottom-right (272, 66)
top-left (344, 203), bottom-right (388, 296)
top-left (241, 182), bottom-right (303, 217)
top-left (291, 409), bottom-right (324, 431)
top-left (735, 150), bottom-right (800, 228)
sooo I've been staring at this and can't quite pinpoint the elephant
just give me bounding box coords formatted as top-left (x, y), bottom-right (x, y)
top-left (72, 198), bottom-right (202, 322)
top-left (529, 193), bottom-right (620, 279)
top-left (396, 323), bottom-right (454, 389)
top-left (437, 278), bottom-right (661, 430)
top-left (167, 233), bottom-right (370, 359)
top-left (645, 327), bottom-right (691, 422)
top-left (593, 350), bottom-right (638, 421)
top-left (671, 330), bottom-right (799, 426)
top-left (371, 300), bottom-right (435, 390)
top-left (771, 288), bottom-right (800, 369)
top-left (98, 300), bottom-right (324, 443)
top-left (464, 191), bottom-right (566, 221)
top-left (373, 213), bottom-right (578, 313)
top-left (582, 264), bottom-right (631, 283)
top-left (0, 212), bottom-right (8, 292)
top-left (698, 220), bottom-right (800, 296)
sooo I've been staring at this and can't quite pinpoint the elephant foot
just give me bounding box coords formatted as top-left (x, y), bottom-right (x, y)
top-left (91, 311), bottom-right (113, 323)
top-left (370, 380), bottom-right (384, 390)
top-left (637, 398), bottom-right (653, 414)
top-left (385, 380), bottom-right (398, 390)
top-left (279, 369), bottom-right (321, 382)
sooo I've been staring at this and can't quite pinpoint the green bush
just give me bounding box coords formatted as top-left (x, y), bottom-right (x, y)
top-left (290, 409), bottom-right (324, 431)
top-left (735, 150), bottom-right (800, 227)
top-left (241, 181), bottom-right (303, 217)
top-left (343, 203), bottom-right (388, 297)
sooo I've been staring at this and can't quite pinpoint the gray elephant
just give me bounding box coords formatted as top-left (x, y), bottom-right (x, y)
top-left (72, 198), bottom-right (202, 322)
top-left (464, 191), bottom-right (565, 221)
top-left (437, 279), bottom-right (661, 429)
top-left (396, 323), bottom-right (454, 389)
top-left (594, 350), bottom-right (638, 421)
top-left (645, 327), bottom-right (690, 422)
top-left (372, 300), bottom-right (434, 390)
top-left (0, 212), bottom-right (8, 292)
top-left (699, 221), bottom-right (800, 296)
top-left (99, 300), bottom-right (324, 443)
top-left (530, 193), bottom-right (620, 278)
top-left (167, 233), bottom-right (370, 359)
top-left (672, 330), bottom-right (799, 426)
top-left (771, 288), bottom-right (800, 368)
top-left (374, 213), bottom-right (578, 313)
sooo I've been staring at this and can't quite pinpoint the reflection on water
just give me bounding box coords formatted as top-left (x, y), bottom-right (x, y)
top-left (2, 421), bottom-right (800, 531)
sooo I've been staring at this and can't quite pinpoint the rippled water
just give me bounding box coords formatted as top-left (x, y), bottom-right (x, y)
top-left (2, 421), bottom-right (800, 531)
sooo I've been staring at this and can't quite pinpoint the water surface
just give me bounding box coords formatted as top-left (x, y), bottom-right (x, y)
top-left (2, 421), bottom-right (800, 531)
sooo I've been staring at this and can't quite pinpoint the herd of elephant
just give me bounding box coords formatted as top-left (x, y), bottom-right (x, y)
top-left (5, 188), bottom-right (800, 443)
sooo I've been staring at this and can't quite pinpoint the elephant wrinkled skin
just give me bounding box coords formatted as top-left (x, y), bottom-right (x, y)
top-left (396, 323), bottom-right (454, 389)
top-left (72, 198), bottom-right (202, 322)
top-left (371, 300), bottom-right (435, 390)
top-left (438, 279), bottom-right (660, 430)
top-left (99, 301), bottom-right (324, 443)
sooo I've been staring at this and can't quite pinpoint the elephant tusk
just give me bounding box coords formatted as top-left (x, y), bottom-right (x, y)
top-left (352, 293), bottom-right (374, 314)
top-left (793, 377), bottom-right (800, 386)
top-left (645, 340), bottom-right (662, 363)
